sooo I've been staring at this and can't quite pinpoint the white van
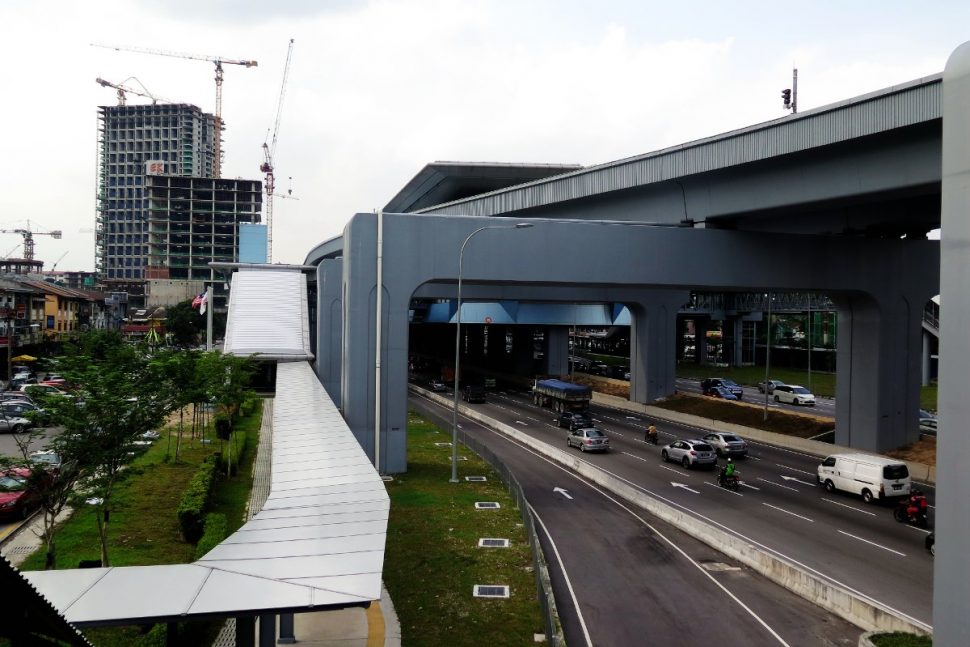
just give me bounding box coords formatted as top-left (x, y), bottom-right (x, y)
top-left (817, 453), bottom-right (911, 503)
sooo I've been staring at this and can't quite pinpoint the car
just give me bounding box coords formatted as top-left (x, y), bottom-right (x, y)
top-left (703, 432), bottom-right (748, 458)
top-left (10, 375), bottom-right (38, 389)
top-left (661, 439), bottom-right (717, 469)
top-left (1, 401), bottom-right (49, 426)
top-left (919, 410), bottom-right (938, 436)
top-left (42, 374), bottom-right (67, 386)
top-left (757, 379), bottom-right (786, 394)
top-left (558, 411), bottom-right (593, 430)
top-left (0, 391), bottom-right (35, 404)
top-left (29, 450), bottom-right (63, 472)
top-left (566, 427), bottom-right (610, 452)
top-left (817, 453), bottom-right (911, 503)
top-left (772, 384), bottom-right (816, 406)
top-left (0, 467), bottom-right (44, 520)
top-left (706, 386), bottom-right (739, 401)
top-left (429, 379), bottom-right (448, 393)
top-left (701, 378), bottom-right (743, 400)
top-left (21, 384), bottom-right (70, 398)
top-left (0, 412), bottom-right (32, 434)
top-left (462, 385), bottom-right (486, 403)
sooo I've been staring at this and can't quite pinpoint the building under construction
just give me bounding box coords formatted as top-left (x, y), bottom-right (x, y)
top-left (95, 103), bottom-right (261, 308)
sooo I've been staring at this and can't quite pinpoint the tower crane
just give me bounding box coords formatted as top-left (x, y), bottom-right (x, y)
top-left (92, 43), bottom-right (258, 178)
top-left (260, 39), bottom-right (295, 263)
top-left (96, 77), bottom-right (172, 106)
top-left (0, 226), bottom-right (62, 261)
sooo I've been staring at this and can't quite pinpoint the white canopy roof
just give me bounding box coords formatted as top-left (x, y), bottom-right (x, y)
top-left (223, 267), bottom-right (314, 361)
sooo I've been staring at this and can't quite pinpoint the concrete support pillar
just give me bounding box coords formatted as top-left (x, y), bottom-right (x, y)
top-left (935, 39), bottom-right (970, 644)
top-left (236, 616), bottom-right (255, 647)
top-left (628, 291), bottom-right (689, 403)
top-left (316, 258), bottom-right (343, 406)
top-left (511, 327), bottom-right (534, 375)
top-left (544, 326), bottom-right (570, 376)
top-left (832, 292), bottom-right (926, 451)
top-left (259, 614), bottom-right (275, 647)
top-left (727, 317), bottom-right (743, 367)
top-left (342, 215), bottom-right (410, 473)
top-left (278, 613), bottom-right (295, 644)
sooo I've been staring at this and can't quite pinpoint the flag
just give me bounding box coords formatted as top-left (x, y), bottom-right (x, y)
top-left (198, 291), bottom-right (209, 315)
top-left (191, 293), bottom-right (205, 308)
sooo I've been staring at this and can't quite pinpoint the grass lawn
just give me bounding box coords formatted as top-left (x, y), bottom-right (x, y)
top-left (20, 402), bottom-right (262, 646)
top-left (383, 411), bottom-right (546, 647)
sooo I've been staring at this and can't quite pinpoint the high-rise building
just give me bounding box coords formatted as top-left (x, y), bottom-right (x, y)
top-left (95, 103), bottom-right (261, 309)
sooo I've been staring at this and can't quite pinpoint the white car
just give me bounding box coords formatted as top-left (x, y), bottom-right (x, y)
top-left (772, 384), bottom-right (816, 406)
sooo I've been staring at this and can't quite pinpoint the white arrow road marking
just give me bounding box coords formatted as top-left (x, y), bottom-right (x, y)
top-left (515, 420), bottom-right (528, 426)
top-left (821, 498), bottom-right (877, 516)
top-left (671, 482), bottom-right (700, 494)
top-left (553, 487), bottom-right (573, 500)
top-left (741, 482), bottom-right (761, 491)
top-left (780, 475), bottom-right (817, 487)
top-left (762, 503), bottom-right (814, 522)
top-left (837, 530), bottom-right (906, 556)
top-left (758, 477), bottom-right (798, 492)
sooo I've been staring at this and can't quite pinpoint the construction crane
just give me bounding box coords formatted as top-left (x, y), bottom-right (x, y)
top-left (260, 39), bottom-right (295, 263)
top-left (0, 226), bottom-right (62, 261)
top-left (96, 77), bottom-right (172, 106)
top-left (92, 43), bottom-right (258, 178)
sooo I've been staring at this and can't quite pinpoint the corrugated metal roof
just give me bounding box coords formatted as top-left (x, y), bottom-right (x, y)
top-left (417, 75), bottom-right (942, 217)
top-left (224, 267), bottom-right (313, 361)
top-left (24, 361), bottom-right (389, 625)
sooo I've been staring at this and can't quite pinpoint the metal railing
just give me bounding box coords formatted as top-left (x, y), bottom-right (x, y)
top-left (458, 429), bottom-right (565, 647)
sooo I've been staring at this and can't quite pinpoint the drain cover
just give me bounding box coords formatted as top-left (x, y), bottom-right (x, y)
top-left (473, 585), bottom-right (510, 598)
top-left (478, 538), bottom-right (510, 548)
top-left (475, 502), bottom-right (501, 510)
top-left (465, 476), bottom-right (487, 482)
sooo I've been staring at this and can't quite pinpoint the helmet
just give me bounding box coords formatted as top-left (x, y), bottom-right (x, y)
top-left (727, 458), bottom-right (732, 463)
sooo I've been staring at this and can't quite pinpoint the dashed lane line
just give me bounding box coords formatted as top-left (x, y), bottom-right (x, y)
top-left (762, 503), bottom-right (814, 523)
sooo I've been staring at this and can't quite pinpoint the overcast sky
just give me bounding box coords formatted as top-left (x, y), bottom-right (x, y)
top-left (1, 0), bottom-right (966, 270)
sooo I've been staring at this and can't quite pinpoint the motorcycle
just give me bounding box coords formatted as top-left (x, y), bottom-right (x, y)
top-left (645, 431), bottom-right (659, 445)
top-left (716, 471), bottom-right (741, 491)
top-left (893, 498), bottom-right (929, 528)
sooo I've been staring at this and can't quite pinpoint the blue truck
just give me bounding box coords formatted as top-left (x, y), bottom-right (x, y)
top-left (532, 378), bottom-right (592, 413)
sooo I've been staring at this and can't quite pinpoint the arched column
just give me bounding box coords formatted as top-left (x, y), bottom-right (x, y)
top-left (628, 291), bottom-right (689, 403)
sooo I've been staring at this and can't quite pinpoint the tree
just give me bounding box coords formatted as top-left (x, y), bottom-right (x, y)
top-left (39, 330), bottom-right (181, 567)
top-left (165, 299), bottom-right (228, 348)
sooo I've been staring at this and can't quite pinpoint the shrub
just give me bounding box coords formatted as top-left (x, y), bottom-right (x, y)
top-left (194, 513), bottom-right (228, 560)
top-left (176, 456), bottom-right (219, 543)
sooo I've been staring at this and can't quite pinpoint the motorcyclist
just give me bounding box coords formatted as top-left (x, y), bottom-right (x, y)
top-left (645, 422), bottom-right (658, 444)
top-left (719, 458), bottom-right (736, 484)
top-left (906, 489), bottom-right (928, 520)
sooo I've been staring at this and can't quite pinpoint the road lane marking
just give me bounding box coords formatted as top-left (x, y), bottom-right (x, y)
top-left (553, 487), bottom-right (573, 500)
top-left (821, 498), bottom-right (877, 516)
top-left (514, 420), bottom-right (528, 426)
top-left (671, 482), bottom-right (700, 494)
top-left (528, 506), bottom-right (593, 647)
top-left (902, 525), bottom-right (932, 535)
top-left (780, 475), bottom-right (817, 487)
top-left (704, 481), bottom-right (743, 497)
top-left (621, 452), bottom-right (649, 462)
top-left (740, 482), bottom-right (761, 491)
top-left (776, 463), bottom-right (816, 477)
top-left (763, 503), bottom-right (814, 522)
top-left (658, 464), bottom-right (687, 476)
top-left (837, 530), bottom-right (906, 556)
top-left (757, 477), bottom-right (798, 492)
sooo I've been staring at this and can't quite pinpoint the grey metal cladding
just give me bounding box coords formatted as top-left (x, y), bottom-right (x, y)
top-left (419, 75), bottom-right (942, 217)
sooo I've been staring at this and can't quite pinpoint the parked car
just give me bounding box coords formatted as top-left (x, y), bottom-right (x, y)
top-left (701, 378), bottom-right (743, 400)
top-left (558, 411), bottom-right (593, 430)
top-left (41, 374), bottom-right (67, 387)
top-left (706, 386), bottom-right (738, 401)
top-left (817, 453), bottom-right (911, 503)
top-left (429, 379), bottom-right (448, 393)
top-left (703, 432), bottom-right (748, 458)
top-left (772, 384), bottom-right (816, 406)
top-left (661, 439), bottom-right (717, 469)
top-left (0, 391), bottom-right (34, 404)
top-left (757, 379), bottom-right (786, 394)
top-left (1, 401), bottom-right (49, 426)
top-left (10, 375), bottom-right (38, 389)
top-left (0, 467), bottom-right (44, 520)
top-left (0, 412), bottom-right (32, 434)
top-left (566, 427), bottom-right (610, 453)
top-left (21, 384), bottom-right (70, 398)
top-left (462, 384), bottom-right (486, 403)
top-left (919, 410), bottom-right (938, 436)
top-left (29, 450), bottom-right (63, 473)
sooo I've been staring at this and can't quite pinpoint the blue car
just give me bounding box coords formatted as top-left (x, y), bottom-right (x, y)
top-left (708, 386), bottom-right (738, 401)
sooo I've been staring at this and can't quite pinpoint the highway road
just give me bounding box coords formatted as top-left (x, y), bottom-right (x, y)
top-left (673, 378), bottom-right (837, 420)
top-left (411, 383), bottom-right (934, 630)
top-left (410, 394), bottom-right (862, 646)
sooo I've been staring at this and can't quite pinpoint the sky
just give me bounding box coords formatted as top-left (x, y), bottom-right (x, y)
top-left (0, 0), bottom-right (967, 270)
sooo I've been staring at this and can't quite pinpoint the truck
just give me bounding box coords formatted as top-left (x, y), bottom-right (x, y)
top-left (532, 379), bottom-right (592, 413)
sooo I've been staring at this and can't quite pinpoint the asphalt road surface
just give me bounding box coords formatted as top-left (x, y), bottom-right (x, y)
top-left (412, 394), bottom-right (863, 646)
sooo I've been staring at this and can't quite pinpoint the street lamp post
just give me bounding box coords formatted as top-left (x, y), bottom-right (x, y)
top-left (451, 222), bottom-right (532, 483)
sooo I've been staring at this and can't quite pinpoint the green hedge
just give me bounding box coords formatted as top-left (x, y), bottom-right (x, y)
top-left (176, 456), bottom-right (219, 543)
top-left (194, 513), bottom-right (228, 560)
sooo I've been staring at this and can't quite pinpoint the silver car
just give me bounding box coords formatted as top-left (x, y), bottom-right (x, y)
top-left (662, 439), bottom-right (717, 469)
top-left (0, 412), bottom-right (32, 434)
top-left (703, 432), bottom-right (748, 458)
top-left (566, 427), bottom-right (610, 453)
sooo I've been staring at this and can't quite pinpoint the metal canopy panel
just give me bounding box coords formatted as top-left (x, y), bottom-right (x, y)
top-left (23, 361), bottom-right (388, 626)
top-left (224, 268), bottom-right (313, 361)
